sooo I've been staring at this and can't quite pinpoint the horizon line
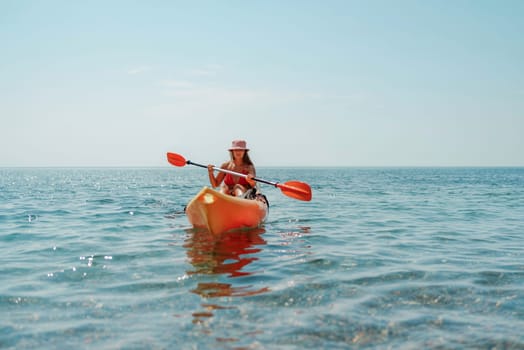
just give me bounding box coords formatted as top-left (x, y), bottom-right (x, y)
top-left (1, 165), bottom-right (523, 169)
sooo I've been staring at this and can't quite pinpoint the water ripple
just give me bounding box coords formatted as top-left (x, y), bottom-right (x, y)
top-left (1, 167), bottom-right (523, 349)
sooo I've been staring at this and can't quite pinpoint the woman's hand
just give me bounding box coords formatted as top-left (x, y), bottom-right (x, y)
top-left (207, 165), bottom-right (217, 188)
top-left (246, 174), bottom-right (256, 187)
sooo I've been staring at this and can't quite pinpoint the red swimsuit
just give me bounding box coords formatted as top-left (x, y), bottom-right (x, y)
top-left (224, 171), bottom-right (250, 187)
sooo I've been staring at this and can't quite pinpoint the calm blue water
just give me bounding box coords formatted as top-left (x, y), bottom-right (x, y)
top-left (1, 167), bottom-right (523, 349)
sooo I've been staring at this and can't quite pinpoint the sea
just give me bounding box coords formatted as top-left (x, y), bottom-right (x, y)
top-left (1, 167), bottom-right (523, 349)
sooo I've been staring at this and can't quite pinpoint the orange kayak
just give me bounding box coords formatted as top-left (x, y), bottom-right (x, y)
top-left (186, 187), bottom-right (269, 235)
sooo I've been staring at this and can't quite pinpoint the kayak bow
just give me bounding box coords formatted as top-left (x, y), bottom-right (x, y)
top-left (186, 187), bottom-right (268, 234)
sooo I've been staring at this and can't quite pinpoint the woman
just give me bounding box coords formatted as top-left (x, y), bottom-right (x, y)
top-left (208, 140), bottom-right (256, 197)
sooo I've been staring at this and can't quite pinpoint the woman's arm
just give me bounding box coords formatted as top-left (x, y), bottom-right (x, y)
top-left (207, 163), bottom-right (227, 188)
top-left (246, 165), bottom-right (256, 188)
top-left (207, 165), bottom-right (217, 187)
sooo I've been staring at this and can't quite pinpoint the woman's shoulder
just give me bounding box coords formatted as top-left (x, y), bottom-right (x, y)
top-left (220, 161), bottom-right (233, 169)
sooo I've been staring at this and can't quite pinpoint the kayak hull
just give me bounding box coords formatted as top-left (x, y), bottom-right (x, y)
top-left (186, 187), bottom-right (268, 235)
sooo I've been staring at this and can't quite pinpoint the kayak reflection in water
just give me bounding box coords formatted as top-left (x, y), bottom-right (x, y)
top-left (184, 228), bottom-right (269, 297)
top-left (207, 140), bottom-right (256, 197)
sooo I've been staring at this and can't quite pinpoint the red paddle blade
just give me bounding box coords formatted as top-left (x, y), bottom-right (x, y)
top-left (166, 152), bottom-right (187, 167)
top-left (167, 151), bottom-right (312, 201)
top-left (277, 181), bottom-right (312, 201)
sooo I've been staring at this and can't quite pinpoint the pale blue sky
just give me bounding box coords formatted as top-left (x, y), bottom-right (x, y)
top-left (1, 0), bottom-right (523, 167)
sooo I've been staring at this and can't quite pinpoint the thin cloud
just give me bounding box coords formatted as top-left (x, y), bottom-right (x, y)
top-left (162, 80), bottom-right (363, 106)
top-left (161, 64), bottom-right (363, 106)
top-left (164, 85), bottom-right (265, 104)
top-left (186, 64), bottom-right (224, 77)
top-left (163, 80), bottom-right (195, 89)
top-left (127, 66), bottom-right (152, 75)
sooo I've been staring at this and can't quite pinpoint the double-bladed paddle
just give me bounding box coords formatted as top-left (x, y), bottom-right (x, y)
top-left (166, 152), bottom-right (312, 201)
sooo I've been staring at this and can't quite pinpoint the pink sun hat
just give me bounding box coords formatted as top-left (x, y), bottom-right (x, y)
top-left (229, 140), bottom-right (249, 151)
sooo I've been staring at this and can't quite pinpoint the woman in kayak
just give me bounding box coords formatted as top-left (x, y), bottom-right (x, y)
top-left (208, 140), bottom-right (256, 197)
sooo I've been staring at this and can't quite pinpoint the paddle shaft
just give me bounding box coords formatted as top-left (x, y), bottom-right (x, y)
top-left (167, 152), bottom-right (312, 201)
top-left (187, 160), bottom-right (278, 187)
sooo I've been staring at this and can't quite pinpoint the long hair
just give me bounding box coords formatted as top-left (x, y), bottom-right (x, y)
top-left (229, 151), bottom-right (253, 165)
